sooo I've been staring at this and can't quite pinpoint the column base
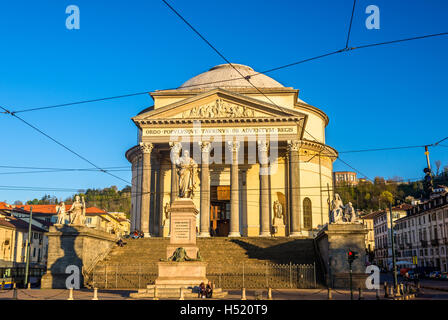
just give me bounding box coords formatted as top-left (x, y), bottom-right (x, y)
top-left (144, 233), bottom-right (152, 238)
top-left (198, 232), bottom-right (210, 237)
top-left (228, 232), bottom-right (241, 237)
top-left (289, 231), bottom-right (303, 237)
top-left (259, 232), bottom-right (271, 237)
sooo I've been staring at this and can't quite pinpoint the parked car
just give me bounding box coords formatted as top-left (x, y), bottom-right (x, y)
top-left (429, 271), bottom-right (442, 279)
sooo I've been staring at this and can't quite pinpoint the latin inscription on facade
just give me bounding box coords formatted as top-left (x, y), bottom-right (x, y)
top-left (142, 126), bottom-right (297, 137)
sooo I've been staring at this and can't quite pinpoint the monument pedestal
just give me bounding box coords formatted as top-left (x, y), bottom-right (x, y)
top-left (41, 225), bottom-right (116, 289)
top-left (157, 198), bottom-right (207, 287)
top-left (315, 223), bottom-right (368, 289)
top-left (155, 261), bottom-right (208, 288)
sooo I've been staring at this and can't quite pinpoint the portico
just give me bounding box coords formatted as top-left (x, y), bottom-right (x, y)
top-left (125, 64), bottom-right (337, 238)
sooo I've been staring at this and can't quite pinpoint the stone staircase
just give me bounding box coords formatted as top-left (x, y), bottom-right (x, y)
top-left (86, 237), bottom-right (320, 290)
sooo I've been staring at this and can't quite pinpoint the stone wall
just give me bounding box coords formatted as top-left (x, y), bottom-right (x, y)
top-left (41, 225), bottom-right (116, 289)
top-left (315, 223), bottom-right (368, 289)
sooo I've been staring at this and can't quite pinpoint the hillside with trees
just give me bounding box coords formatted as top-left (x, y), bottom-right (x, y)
top-left (336, 168), bottom-right (448, 212)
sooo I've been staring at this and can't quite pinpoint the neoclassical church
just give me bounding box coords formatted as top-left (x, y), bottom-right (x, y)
top-left (125, 64), bottom-right (337, 238)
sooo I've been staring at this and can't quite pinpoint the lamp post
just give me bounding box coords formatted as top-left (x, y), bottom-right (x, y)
top-left (389, 204), bottom-right (398, 291)
top-left (24, 206), bottom-right (33, 289)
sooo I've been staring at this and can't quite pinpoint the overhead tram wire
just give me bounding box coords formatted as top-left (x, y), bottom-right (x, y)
top-left (161, 0), bottom-right (418, 182)
top-left (0, 105), bottom-right (131, 185)
top-left (345, 0), bottom-right (357, 48)
top-left (5, 31), bottom-right (448, 115)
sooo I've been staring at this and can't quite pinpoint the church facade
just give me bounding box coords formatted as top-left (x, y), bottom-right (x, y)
top-left (125, 64), bottom-right (337, 238)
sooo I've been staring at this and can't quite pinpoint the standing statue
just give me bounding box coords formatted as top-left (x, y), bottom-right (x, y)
top-left (68, 195), bottom-right (86, 225)
top-left (330, 194), bottom-right (344, 224)
top-left (56, 202), bottom-right (67, 224)
top-left (273, 200), bottom-right (284, 226)
top-left (163, 202), bottom-right (171, 226)
top-left (174, 150), bottom-right (198, 199)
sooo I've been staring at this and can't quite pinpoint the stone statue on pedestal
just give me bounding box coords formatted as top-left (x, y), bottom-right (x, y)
top-left (330, 194), bottom-right (359, 224)
top-left (56, 202), bottom-right (67, 225)
top-left (68, 195), bottom-right (86, 225)
top-left (343, 202), bottom-right (358, 223)
top-left (174, 150), bottom-right (198, 199)
top-left (330, 194), bottom-right (344, 224)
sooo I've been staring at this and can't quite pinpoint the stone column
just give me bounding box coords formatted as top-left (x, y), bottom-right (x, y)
top-left (288, 140), bottom-right (301, 237)
top-left (258, 140), bottom-right (271, 237)
top-left (227, 140), bottom-right (241, 237)
top-left (130, 156), bottom-right (138, 232)
top-left (136, 154), bottom-right (143, 231)
top-left (199, 141), bottom-right (212, 237)
top-left (140, 142), bottom-right (154, 237)
top-left (169, 142), bottom-right (181, 203)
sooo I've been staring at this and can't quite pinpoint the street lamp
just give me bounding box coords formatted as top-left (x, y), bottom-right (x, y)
top-left (389, 204), bottom-right (398, 291)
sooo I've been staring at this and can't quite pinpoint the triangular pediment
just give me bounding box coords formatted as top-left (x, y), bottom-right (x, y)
top-left (133, 89), bottom-right (306, 122)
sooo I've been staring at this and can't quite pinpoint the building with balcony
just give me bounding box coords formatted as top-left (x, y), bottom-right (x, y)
top-left (395, 188), bottom-right (448, 271)
top-left (362, 204), bottom-right (412, 269)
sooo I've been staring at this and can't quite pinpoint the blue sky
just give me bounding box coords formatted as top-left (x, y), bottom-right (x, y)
top-left (0, 0), bottom-right (447, 203)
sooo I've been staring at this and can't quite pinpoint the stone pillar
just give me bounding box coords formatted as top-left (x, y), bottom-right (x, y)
top-left (136, 154), bottom-right (143, 231)
top-left (169, 142), bottom-right (181, 203)
top-left (258, 140), bottom-right (271, 237)
top-left (199, 141), bottom-right (212, 237)
top-left (228, 141), bottom-right (241, 237)
top-left (288, 140), bottom-right (301, 237)
top-left (130, 156), bottom-right (138, 232)
top-left (140, 142), bottom-right (154, 237)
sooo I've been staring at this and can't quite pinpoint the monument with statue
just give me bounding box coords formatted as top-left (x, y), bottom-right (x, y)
top-left (131, 149), bottom-right (226, 298)
top-left (315, 193), bottom-right (368, 289)
top-left (41, 196), bottom-right (116, 289)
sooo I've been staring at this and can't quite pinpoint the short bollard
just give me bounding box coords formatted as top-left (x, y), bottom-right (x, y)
top-left (358, 288), bottom-right (363, 300)
top-left (68, 288), bottom-right (74, 300)
top-left (13, 283), bottom-right (18, 300)
top-left (153, 286), bottom-right (159, 300)
top-left (395, 285), bottom-right (401, 297)
top-left (92, 288), bottom-right (98, 300)
top-left (241, 288), bottom-right (246, 300)
top-left (327, 288), bottom-right (332, 300)
top-left (179, 287), bottom-right (184, 300)
top-left (267, 288), bottom-right (273, 300)
top-left (389, 286), bottom-right (394, 297)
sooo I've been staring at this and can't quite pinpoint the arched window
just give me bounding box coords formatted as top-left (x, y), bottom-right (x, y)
top-left (303, 198), bottom-right (312, 230)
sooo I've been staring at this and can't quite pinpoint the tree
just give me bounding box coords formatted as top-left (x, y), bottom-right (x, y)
top-left (380, 191), bottom-right (394, 207)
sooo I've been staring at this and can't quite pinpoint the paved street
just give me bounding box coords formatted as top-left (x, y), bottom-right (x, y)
top-left (1, 287), bottom-right (448, 300)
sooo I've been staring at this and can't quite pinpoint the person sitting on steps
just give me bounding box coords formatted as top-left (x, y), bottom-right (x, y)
top-left (198, 282), bottom-right (206, 298)
top-left (206, 281), bottom-right (213, 298)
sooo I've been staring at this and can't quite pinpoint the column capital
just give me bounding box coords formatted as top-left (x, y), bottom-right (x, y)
top-left (199, 141), bottom-right (212, 153)
top-left (227, 140), bottom-right (241, 153)
top-left (287, 140), bottom-right (301, 152)
top-left (169, 141), bottom-right (182, 152)
top-left (257, 140), bottom-right (269, 153)
top-left (139, 142), bottom-right (154, 154)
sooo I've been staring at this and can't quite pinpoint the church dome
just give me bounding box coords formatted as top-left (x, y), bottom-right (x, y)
top-left (179, 64), bottom-right (284, 90)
